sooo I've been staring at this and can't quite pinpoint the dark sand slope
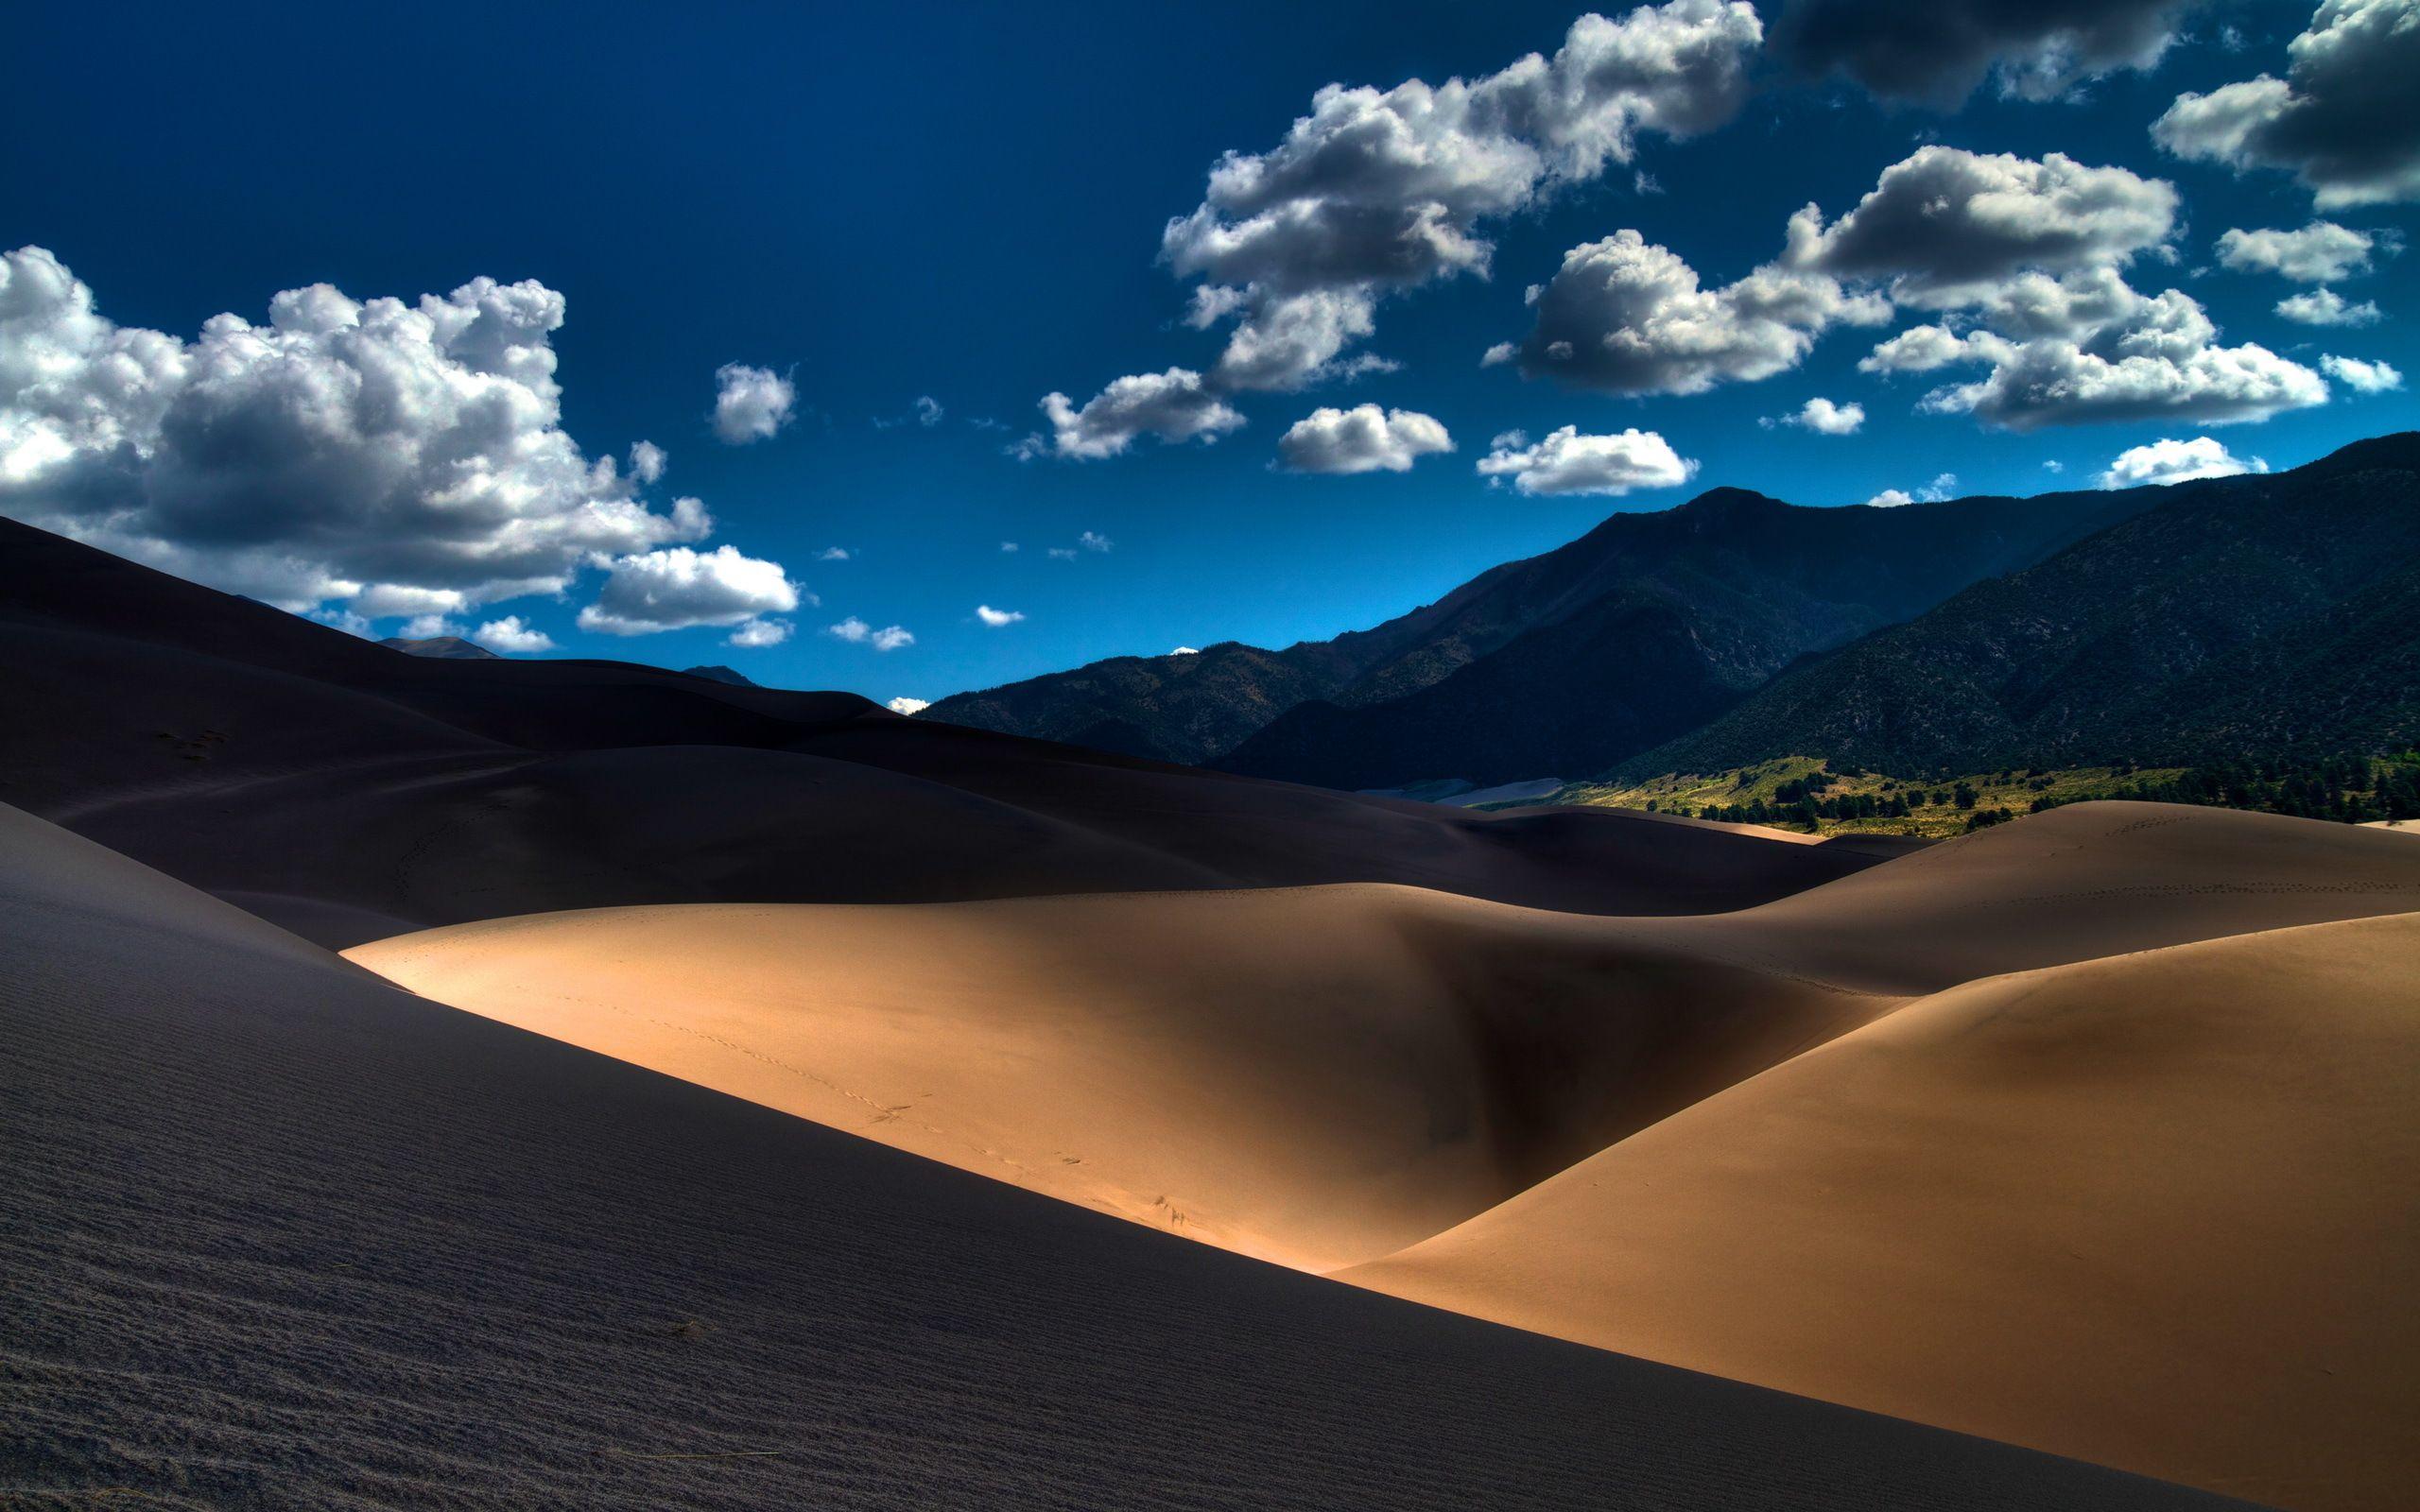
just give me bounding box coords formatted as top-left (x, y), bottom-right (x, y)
top-left (0, 805), bottom-right (2238, 1511)
top-left (349, 803), bottom-right (2420, 1278)
top-left (0, 515), bottom-right (1887, 944)
top-left (1347, 913), bottom-right (2420, 1512)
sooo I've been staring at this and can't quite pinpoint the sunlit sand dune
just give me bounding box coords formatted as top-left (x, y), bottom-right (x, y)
top-left (345, 800), bottom-right (2420, 1509)
top-left (1345, 912), bottom-right (2420, 1511)
top-left (350, 885), bottom-right (1893, 1271)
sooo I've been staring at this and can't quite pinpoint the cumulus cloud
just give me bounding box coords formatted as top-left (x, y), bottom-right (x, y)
top-left (1046, 546), bottom-right (1079, 560)
top-left (1767, 396), bottom-right (1866, 434)
top-left (819, 546), bottom-right (852, 561)
top-left (2215, 220), bottom-right (2379, 282)
top-left (0, 246), bottom-right (736, 617)
top-left (711, 363), bottom-right (796, 444)
top-left (915, 395), bottom-right (943, 427)
top-left (2095, 436), bottom-right (2267, 488)
top-left (1785, 147), bottom-right (2178, 303)
top-left (975, 604), bottom-right (1026, 627)
top-left (1080, 530), bottom-right (1113, 552)
top-left (472, 615), bottom-right (555, 653)
top-left (2153, 0), bottom-right (2420, 207)
top-left (576, 544), bottom-right (802, 635)
top-left (1859, 266), bottom-right (2330, 429)
top-left (1507, 230), bottom-right (1890, 394)
top-left (1171, 645), bottom-right (1201, 655)
top-left (830, 616), bottom-right (914, 650)
top-left (629, 440), bottom-right (667, 483)
top-left (1772, 0), bottom-right (2200, 106)
top-left (1277, 404), bottom-right (1454, 472)
top-left (1157, 2), bottom-right (1766, 393)
top-left (2276, 287), bottom-right (2384, 324)
top-left (727, 617), bottom-right (793, 648)
top-left (999, 541), bottom-right (1019, 552)
top-left (399, 613), bottom-right (463, 640)
top-left (886, 696), bottom-right (930, 715)
top-left (1864, 472), bottom-right (1959, 507)
top-left (1477, 425), bottom-right (1696, 495)
top-left (2323, 352), bottom-right (2406, 390)
top-left (1032, 369), bottom-right (1243, 459)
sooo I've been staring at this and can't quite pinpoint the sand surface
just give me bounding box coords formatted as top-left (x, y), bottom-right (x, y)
top-left (349, 802), bottom-right (2420, 1508)
top-left (0, 802), bottom-right (2232, 1510)
top-left (1346, 914), bottom-right (2420, 1511)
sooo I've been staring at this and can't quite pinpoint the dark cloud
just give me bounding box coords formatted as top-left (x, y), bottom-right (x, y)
top-left (1774, 0), bottom-right (2201, 107)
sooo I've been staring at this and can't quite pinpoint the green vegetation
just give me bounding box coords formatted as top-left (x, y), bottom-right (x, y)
top-left (1542, 752), bottom-right (2420, 838)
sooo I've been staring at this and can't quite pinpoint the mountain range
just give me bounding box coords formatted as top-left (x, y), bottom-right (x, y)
top-left (929, 434), bottom-right (2420, 789)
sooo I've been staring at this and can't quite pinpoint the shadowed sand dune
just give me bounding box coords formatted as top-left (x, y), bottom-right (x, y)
top-left (1344, 914), bottom-right (2420, 1512)
top-left (0, 515), bottom-right (1889, 944)
top-left (346, 801), bottom-right (2420, 1508)
top-left (0, 801), bottom-right (2236, 1511)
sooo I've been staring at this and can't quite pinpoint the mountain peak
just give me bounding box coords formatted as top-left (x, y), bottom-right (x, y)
top-left (380, 635), bottom-right (497, 661)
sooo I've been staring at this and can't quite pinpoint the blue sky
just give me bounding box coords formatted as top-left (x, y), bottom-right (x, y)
top-left (3, 1), bottom-right (2412, 708)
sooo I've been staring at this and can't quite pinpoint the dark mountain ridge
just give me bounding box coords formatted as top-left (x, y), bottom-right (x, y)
top-left (933, 477), bottom-right (2169, 786)
top-left (1618, 432), bottom-right (2420, 782)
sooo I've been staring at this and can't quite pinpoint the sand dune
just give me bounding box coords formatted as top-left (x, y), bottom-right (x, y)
top-left (345, 800), bottom-right (2420, 1508)
top-left (350, 886), bottom-right (1893, 1271)
top-left (2, 515), bottom-right (1890, 945)
top-left (351, 802), bottom-right (2420, 1275)
top-left (1346, 913), bottom-right (2420, 1511)
top-left (0, 801), bottom-right (2228, 1510)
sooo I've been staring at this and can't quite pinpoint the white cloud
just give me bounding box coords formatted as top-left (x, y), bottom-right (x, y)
top-left (1036, 369), bottom-right (1243, 459)
top-left (1785, 146), bottom-right (2179, 303)
top-left (711, 363), bottom-right (796, 444)
top-left (1861, 268), bottom-right (2329, 429)
top-left (2215, 221), bottom-right (2378, 282)
top-left (629, 440), bottom-right (667, 483)
top-left (914, 394), bottom-right (943, 427)
top-left (829, 616), bottom-right (914, 650)
top-left (887, 696), bottom-right (931, 715)
top-left (1277, 404), bottom-right (1454, 472)
top-left (2153, 0), bottom-right (2420, 208)
top-left (2095, 436), bottom-right (2267, 489)
top-left (1046, 546), bottom-right (1079, 560)
top-left (1080, 530), bottom-right (1113, 552)
top-left (819, 545), bottom-right (852, 561)
top-left (0, 246), bottom-right (729, 614)
top-left (2276, 287), bottom-right (2383, 325)
top-left (1170, 645), bottom-right (1201, 656)
top-left (727, 617), bottom-right (793, 648)
top-left (577, 545), bottom-right (801, 635)
top-left (399, 613), bottom-right (463, 640)
top-left (975, 604), bottom-right (1026, 627)
top-left (1157, 1), bottom-right (1767, 392)
top-left (1773, 0), bottom-right (2200, 106)
top-left (1508, 230), bottom-right (1889, 394)
top-left (472, 615), bottom-right (555, 653)
top-left (999, 541), bottom-right (1019, 552)
top-left (1769, 397), bottom-right (1866, 434)
top-left (1477, 425), bottom-right (1697, 496)
top-left (1863, 472), bottom-right (1959, 507)
top-left (2323, 353), bottom-right (2406, 391)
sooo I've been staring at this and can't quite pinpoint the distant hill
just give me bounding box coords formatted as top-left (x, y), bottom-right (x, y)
top-left (931, 484), bottom-right (2166, 783)
top-left (1620, 434), bottom-right (2420, 781)
top-left (683, 663), bottom-right (756, 687)
top-left (381, 634), bottom-right (498, 660)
